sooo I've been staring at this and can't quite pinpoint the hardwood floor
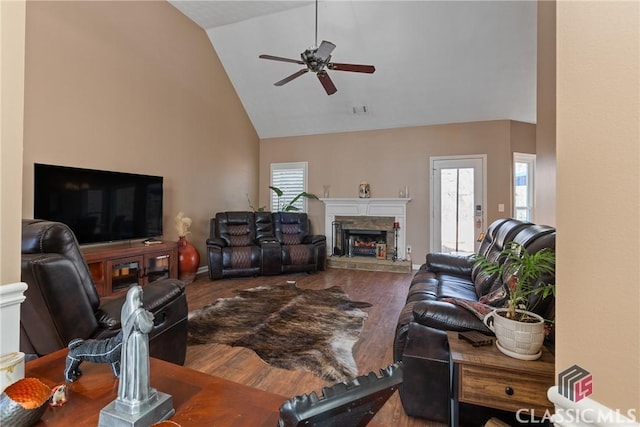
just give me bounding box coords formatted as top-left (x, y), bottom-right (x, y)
top-left (183, 267), bottom-right (445, 427)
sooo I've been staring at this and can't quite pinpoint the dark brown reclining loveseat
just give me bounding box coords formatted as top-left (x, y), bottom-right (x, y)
top-left (393, 218), bottom-right (556, 424)
top-left (20, 219), bottom-right (188, 365)
top-left (206, 211), bottom-right (327, 280)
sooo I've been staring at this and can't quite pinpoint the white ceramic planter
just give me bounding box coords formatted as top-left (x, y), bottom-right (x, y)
top-left (484, 308), bottom-right (545, 360)
top-left (0, 352), bottom-right (25, 393)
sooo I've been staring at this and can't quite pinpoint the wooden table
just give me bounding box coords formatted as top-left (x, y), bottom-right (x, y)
top-left (27, 350), bottom-right (286, 426)
top-left (447, 331), bottom-right (555, 427)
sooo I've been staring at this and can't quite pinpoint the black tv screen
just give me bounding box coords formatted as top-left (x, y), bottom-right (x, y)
top-left (34, 163), bottom-right (163, 244)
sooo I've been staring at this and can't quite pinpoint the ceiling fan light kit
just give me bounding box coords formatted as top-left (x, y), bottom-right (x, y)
top-left (259, 1), bottom-right (375, 95)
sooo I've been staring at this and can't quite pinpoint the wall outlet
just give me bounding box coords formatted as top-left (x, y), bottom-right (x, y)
top-left (406, 246), bottom-right (412, 254)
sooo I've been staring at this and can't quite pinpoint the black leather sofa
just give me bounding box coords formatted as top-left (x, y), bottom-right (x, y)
top-left (393, 219), bottom-right (556, 423)
top-left (206, 211), bottom-right (326, 280)
top-left (20, 219), bottom-right (188, 365)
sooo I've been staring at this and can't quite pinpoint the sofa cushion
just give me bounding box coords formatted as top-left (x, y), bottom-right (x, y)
top-left (282, 223), bottom-right (304, 245)
top-left (406, 275), bottom-right (439, 303)
top-left (228, 224), bottom-right (253, 246)
top-left (216, 212), bottom-right (257, 247)
top-left (412, 300), bottom-right (491, 333)
top-left (255, 212), bottom-right (275, 241)
top-left (470, 219), bottom-right (531, 297)
top-left (282, 244), bottom-right (315, 265)
top-left (471, 250), bottom-right (501, 296)
top-left (230, 246), bottom-right (254, 269)
top-left (437, 274), bottom-right (479, 301)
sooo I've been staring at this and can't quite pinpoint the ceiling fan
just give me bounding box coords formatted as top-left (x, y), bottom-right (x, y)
top-left (258, 0), bottom-right (375, 95)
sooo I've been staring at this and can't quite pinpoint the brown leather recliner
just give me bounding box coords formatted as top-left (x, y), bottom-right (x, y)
top-left (20, 219), bottom-right (188, 365)
top-left (206, 211), bottom-right (327, 280)
top-left (274, 212), bottom-right (321, 274)
top-left (206, 211), bottom-right (263, 279)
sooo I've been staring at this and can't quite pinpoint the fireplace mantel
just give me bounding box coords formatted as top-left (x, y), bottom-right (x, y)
top-left (321, 198), bottom-right (411, 259)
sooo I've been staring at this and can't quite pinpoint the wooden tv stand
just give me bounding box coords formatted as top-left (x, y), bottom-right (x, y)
top-left (81, 241), bottom-right (178, 297)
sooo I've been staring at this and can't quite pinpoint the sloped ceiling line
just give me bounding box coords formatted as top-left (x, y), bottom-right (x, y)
top-left (169, 1), bottom-right (537, 139)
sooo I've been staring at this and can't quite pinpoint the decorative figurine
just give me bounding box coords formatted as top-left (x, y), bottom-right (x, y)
top-left (50, 384), bottom-right (68, 407)
top-left (116, 285), bottom-right (155, 407)
top-left (358, 181), bottom-right (370, 198)
top-left (98, 286), bottom-right (174, 427)
top-left (64, 332), bottom-right (123, 382)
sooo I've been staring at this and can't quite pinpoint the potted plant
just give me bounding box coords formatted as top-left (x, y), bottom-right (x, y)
top-left (475, 241), bottom-right (556, 360)
top-left (247, 186), bottom-right (318, 212)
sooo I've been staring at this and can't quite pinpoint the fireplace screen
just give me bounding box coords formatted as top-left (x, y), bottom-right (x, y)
top-left (346, 229), bottom-right (386, 257)
top-left (333, 228), bottom-right (387, 258)
top-left (332, 218), bottom-right (394, 259)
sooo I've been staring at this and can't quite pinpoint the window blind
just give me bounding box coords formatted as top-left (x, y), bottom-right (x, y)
top-left (271, 162), bottom-right (308, 212)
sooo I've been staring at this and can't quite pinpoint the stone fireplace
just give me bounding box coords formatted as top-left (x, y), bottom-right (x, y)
top-left (333, 216), bottom-right (395, 258)
top-left (321, 198), bottom-right (411, 271)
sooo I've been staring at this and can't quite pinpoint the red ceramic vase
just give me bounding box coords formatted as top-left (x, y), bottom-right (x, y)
top-left (177, 236), bottom-right (200, 285)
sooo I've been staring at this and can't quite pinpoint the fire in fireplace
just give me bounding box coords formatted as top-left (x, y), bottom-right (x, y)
top-left (332, 222), bottom-right (389, 258)
top-left (346, 229), bottom-right (387, 257)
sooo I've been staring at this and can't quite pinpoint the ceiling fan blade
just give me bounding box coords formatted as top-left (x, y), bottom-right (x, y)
top-left (259, 54), bottom-right (305, 65)
top-left (274, 69), bottom-right (309, 86)
top-left (329, 63), bottom-right (376, 74)
top-left (317, 71), bottom-right (337, 95)
top-left (315, 40), bottom-right (336, 61)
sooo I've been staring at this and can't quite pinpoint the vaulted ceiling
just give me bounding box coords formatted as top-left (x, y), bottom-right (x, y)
top-left (169, 1), bottom-right (537, 139)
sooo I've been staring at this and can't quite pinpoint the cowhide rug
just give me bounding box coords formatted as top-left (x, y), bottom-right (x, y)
top-left (187, 282), bottom-right (372, 382)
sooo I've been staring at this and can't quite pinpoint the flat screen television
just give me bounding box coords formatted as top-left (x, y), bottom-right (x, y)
top-left (34, 163), bottom-right (163, 245)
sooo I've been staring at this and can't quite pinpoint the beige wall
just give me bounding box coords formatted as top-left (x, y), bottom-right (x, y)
top-left (260, 120), bottom-right (535, 262)
top-left (557, 0), bottom-right (639, 412)
top-left (0, 0), bottom-right (26, 285)
top-left (535, 0), bottom-right (556, 226)
top-left (22, 1), bottom-right (260, 261)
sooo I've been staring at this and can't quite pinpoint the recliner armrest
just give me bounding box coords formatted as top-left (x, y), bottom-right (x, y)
top-left (96, 278), bottom-right (186, 331)
top-left (95, 297), bottom-right (124, 330)
top-left (412, 300), bottom-right (491, 333)
top-left (425, 252), bottom-right (474, 276)
top-left (206, 237), bottom-right (227, 247)
top-left (310, 234), bottom-right (326, 244)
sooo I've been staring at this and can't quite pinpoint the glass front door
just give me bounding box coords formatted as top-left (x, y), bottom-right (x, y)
top-left (431, 156), bottom-right (486, 253)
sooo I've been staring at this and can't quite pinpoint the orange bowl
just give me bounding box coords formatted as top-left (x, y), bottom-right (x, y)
top-left (0, 378), bottom-right (51, 426)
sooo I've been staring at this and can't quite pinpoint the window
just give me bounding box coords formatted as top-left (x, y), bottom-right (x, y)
top-left (513, 153), bottom-right (536, 221)
top-left (270, 162), bottom-right (309, 212)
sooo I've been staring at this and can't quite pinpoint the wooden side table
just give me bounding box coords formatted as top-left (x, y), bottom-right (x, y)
top-left (447, 331), bottom-right (554, 426)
